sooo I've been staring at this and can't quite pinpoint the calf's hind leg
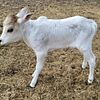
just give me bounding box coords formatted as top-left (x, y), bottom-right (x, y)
top-left (81, 49), bottom-right (96, 83)
top-left (82, 56), bottom-right (87, 69)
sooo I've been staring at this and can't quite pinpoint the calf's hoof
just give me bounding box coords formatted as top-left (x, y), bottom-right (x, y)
top-left (88, 79), bottom-right (93, 84)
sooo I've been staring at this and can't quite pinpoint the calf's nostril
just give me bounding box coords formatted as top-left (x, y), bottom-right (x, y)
top-left (0, 39), bottom-right (2, 43)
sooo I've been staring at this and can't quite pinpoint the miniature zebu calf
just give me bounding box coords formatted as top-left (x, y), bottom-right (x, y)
top-left (0, 7), bottom-right (97, 87)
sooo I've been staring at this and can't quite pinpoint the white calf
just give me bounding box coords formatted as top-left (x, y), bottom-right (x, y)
top-left (0, 7), bottom-right (97, 87)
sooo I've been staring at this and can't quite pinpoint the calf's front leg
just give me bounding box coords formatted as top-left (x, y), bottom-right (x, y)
top-left (30, 51), bottom-right (47, 87)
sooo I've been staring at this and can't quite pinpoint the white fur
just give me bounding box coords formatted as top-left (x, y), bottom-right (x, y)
top-left (0, 7), bottom-right (97, 87)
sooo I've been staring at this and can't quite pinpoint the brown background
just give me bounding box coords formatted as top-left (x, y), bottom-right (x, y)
top-left (0, 0), bottom-right (100, 100)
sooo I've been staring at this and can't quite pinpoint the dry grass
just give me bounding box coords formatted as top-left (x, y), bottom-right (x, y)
top-left (0, 0), bottom-right (100, 100)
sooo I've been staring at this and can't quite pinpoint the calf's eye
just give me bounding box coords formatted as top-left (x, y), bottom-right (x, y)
top-left (7, 28), bottom-right (14, 33)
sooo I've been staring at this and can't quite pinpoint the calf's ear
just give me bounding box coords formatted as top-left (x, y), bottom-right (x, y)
top-left (17, 13), bottom-right (32, 24)
top-left (24, 13), bottom-right (32, 20)
top-left (16, 7), bottom-right (29, 18)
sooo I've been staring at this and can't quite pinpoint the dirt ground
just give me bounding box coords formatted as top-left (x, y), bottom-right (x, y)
top-left (0, 0), bottom-right (100, 100)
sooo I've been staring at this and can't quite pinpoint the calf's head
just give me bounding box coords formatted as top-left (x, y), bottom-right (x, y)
top-left (0, 7), bottom-right (32, 45)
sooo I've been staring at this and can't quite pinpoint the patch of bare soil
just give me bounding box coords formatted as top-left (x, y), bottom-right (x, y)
top-left (0, 0), bottom-right (100, 100)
